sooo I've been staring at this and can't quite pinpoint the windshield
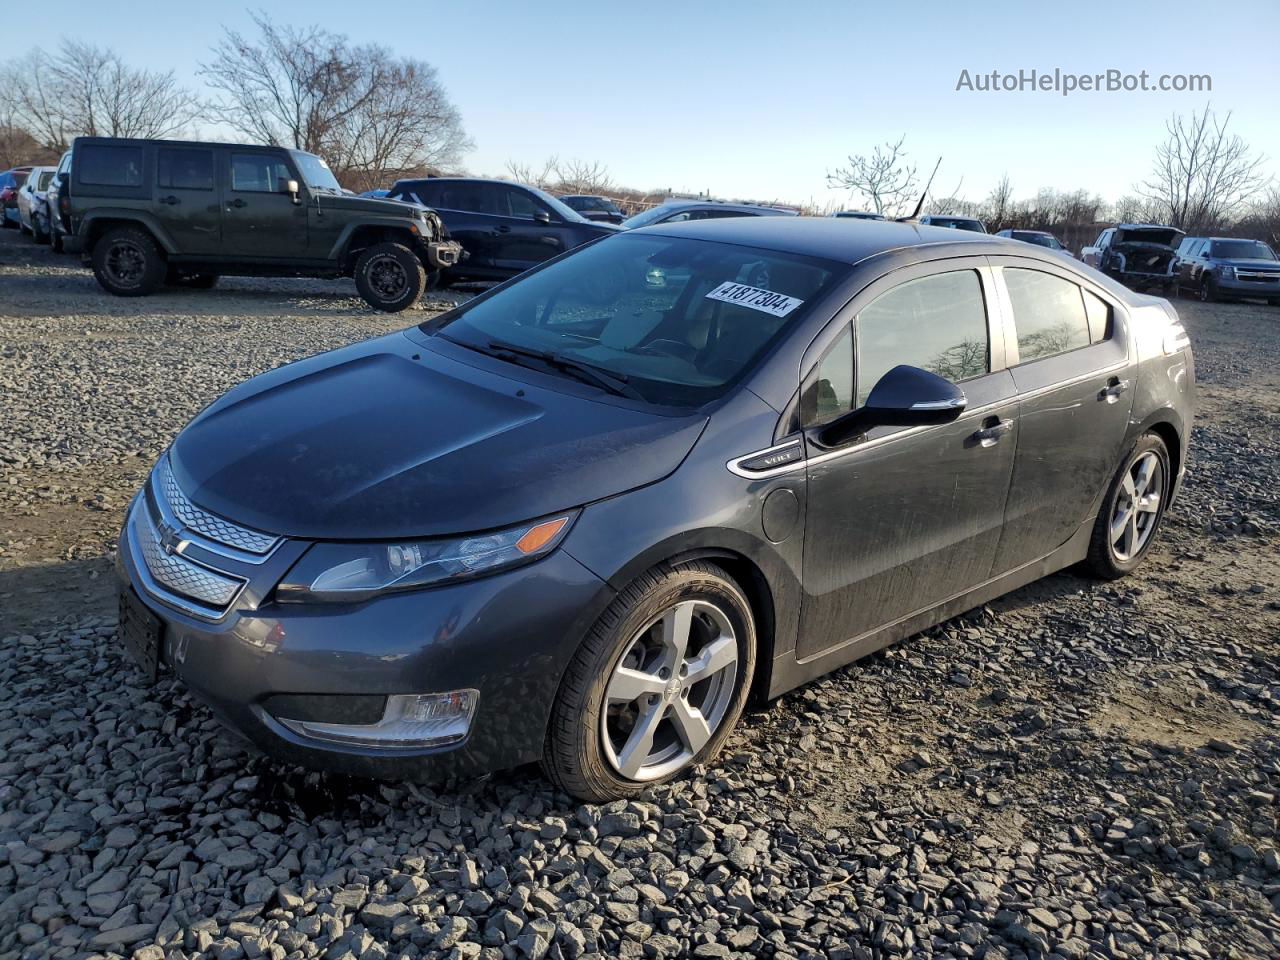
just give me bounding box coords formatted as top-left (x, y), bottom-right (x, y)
top-left (424, 234), bottom-right (843, 406)
top-left (1210, 239), bottom-right (1276, 260)
top-left (1015, 232), bottom-right (1061, 249)
top-left (290, 151), bottom-right (342, 194)
top-left (621, 204), bottom-right (686, 229)
top-left (530, 187), bottom-right (589, 223)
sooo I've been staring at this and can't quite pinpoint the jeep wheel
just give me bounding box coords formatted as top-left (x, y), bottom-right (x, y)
top-left (354, 243), bottom-right (425, 312)
top-left (92, 226), bottom-right (164, 296)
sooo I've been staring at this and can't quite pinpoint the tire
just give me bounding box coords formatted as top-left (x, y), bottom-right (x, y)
top-left (1199, 276), bottom-right (1218, 303)
top-left (353, 242), bottom-right (425, 312)
top-left (33, 219), bottom-right (49, 244)
top-left (50, 230), bottom-right (64, 254)
top-left (542, 561), bottom-right (756, 802)
top-left (1085, 433), bottom-right (1172, 580)
top-left (91, 226), bottom-right (165, 296)
top-left (166, 268), bottom-right (219, 289)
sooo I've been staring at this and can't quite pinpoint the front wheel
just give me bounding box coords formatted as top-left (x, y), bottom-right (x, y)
top-left (542, 562), bottom-right (756, 802)
top-left (354, 242), bottom-right (425, 312)
top-left (50, 229), bottom-right (64, 253)
top-left (91, 226), bottom-right (165, 296)
top-left (1199, 276), bottom-right (1218, 302)
top-left (1085, 433), bottom-right (1171, 579)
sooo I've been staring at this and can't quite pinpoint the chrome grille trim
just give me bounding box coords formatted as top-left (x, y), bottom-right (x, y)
top-left (131, 500), bottom-right (246, 616)
top-left (155, 456), bottom-right (280, 556)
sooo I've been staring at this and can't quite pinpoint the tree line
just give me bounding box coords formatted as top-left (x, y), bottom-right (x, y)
top-left (826, 107), bottom-right (1278, 249)
top-left (0, 12), bottom-right (471, 193)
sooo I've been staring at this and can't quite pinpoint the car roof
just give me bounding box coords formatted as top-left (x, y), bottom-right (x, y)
top-left (925, 214), bottom-right (982, 222)
top-left (633, 215), bottom-right (1012, 265)
top-left (1113, 223), bottom-right (1183, 232)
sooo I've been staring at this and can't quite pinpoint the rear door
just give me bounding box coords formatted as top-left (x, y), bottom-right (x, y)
top-left (220, 150), bottom-right (307, 258)
top-left (796, 260), bottom-right (1019, 660)
top-left (989, 257), bottom-right (1133, 572)
top-left (155, 145), bottom-right (221, 255)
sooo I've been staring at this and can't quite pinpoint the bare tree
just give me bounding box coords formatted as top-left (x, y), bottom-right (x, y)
top-left (2, 41), bottom-right (201, 149)
top-left (1139, 105), bottom-right (1270, 233)
top-left (826, 135), bottom-right (918, 217)
top-left (326, 54), bottom-right (471, 191)
top-left (986, 174), bottom-right (1014, 231)
top-left (556, 159), bottom-right (614, 195)
top-left (505, 157), bottom-right (559, 192)
top-left (201, 12), bottom-right (469, 186)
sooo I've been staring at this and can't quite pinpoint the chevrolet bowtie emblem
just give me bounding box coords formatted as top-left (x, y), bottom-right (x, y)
top-left (156, 519), bottom-right (186, 556)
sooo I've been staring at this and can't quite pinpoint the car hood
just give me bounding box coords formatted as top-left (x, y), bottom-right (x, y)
top-left (317, 193), bottom-right (427, 217)
top-left (168, 332), bottom-right (707, 540)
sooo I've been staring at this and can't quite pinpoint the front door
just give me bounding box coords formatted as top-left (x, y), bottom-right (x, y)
top-left (220, 150), bottom-right (307, 258)
top-left (989, 259), bottom-right (1134, 572)
top-left (490, 184), bottom-right (571, 274)
top-left (154, 145), bottom-right (221, 255)
top-left (797, 263), bottom-right (1019, 660)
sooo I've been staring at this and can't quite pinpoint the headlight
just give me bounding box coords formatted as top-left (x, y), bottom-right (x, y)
top-left (1218, 264), bottom-right (1236, 279)
top-left (276, 513), bottom-right (575, 603)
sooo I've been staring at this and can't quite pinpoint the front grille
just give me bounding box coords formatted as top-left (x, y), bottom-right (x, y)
top-left (155, 457), bottom-right (279, 555)
top-left (134, 503), bottom-right (245, 610)
top-left (1235, 269), bottom-right (1280, 284)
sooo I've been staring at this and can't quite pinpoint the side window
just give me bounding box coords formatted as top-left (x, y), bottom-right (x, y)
top-left (1004, 268), bottom-right (1092, 362)
top-left (1082, 289), bottom-right (1112, 343)
top-left (1095, 229), bottom-right (1112, 248)
top-left (79, 145), bottom-right (143, 187)
top-left (230, 154), bottom-right (291, 193)
top-left (501, 187), bottom-right (540, 219)
top-left (661, 211), bottom-right (694, 223)
top-left (854, 270), bottom-right (990, 407)
top-left (437, 183), bottom-right (498, 214)
top-left (157, 148), bottom-right (214, 191)
top-left (800, 325), bottom-right (855, 426)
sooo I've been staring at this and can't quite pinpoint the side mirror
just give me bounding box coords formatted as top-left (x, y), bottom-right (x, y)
top-left (533, 210), bottom-right (552, 224)
top-left (819, 365), bottom-right (966, 447)
top-left (285, 179), bottom-right (301, 204)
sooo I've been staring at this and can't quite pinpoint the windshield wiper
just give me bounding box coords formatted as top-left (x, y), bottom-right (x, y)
top-left (484, 339), bottom-right (644, 400)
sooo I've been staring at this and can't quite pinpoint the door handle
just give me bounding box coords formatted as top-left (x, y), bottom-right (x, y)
top-left (494, 224), bottom-right (511, 234)
top-left (158, 195), bottom-right (180, 205)
top-left (970, 417), bottom-right (1014, 448)
top-left (227, 198), bottom-right (247, 209)
top-left (1099, 377), bottom-right (1129, 402)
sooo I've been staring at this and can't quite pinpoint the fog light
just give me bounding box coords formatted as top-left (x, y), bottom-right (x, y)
top-left (277, 690), bottom-right (478, 749)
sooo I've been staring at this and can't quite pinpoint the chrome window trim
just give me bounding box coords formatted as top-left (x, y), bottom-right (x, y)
top-left (729, 359), bottom-right (1127, 480)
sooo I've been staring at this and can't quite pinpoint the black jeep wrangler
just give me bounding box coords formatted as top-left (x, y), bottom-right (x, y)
top-left (64, 137), bottom-right (462, 312)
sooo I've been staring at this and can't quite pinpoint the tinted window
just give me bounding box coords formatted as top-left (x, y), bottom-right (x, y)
top-left (157, 148), bottom-right (214, 191)
top-left (435, 182), bottom-right (499, 214)
top-left (428, 234), bottom-right (840, 407)
top-left (79, 145), bottom-right (143, 187)
top-left (801, 325), bottom-right (854, 426)
top-left (231, 154), bottom-right (292, 192)
top-left (854, 271), bottom-right (990, 407)
top-left (500, 186), bottom-right (540, 219)
top-left (1005, 268), bottom-right (1091, 362)
top-left (36, 171), bottom-right (54, 191)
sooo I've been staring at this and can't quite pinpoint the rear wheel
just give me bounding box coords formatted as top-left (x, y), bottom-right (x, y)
top-left (354, 242), bottom-right (425, 312)
top-left (92, 226), bottom-right (165, 296)
top-left (50, 229), bottom-right (64, 253)
top-left (542, 561), bottom-right (755, 802)
top-left (1085, 433), bottom-right (1171, 579)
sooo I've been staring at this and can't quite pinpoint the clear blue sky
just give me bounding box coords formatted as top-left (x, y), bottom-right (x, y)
top-left (58, 0), bottom-right (1280, 207)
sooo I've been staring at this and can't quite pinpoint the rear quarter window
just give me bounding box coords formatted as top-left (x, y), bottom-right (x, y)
top-left (78, 145), bottom-right (144, 187)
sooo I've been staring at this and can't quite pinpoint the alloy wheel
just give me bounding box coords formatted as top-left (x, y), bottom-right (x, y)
top-left (104, 241), bottom-right (146, 288)
top-left (1110, 451), bottom-right (1164, 562)
top-left (367, 255), bottom-right (408, 301)
top-left (601, 599), bottom-right (739, 781)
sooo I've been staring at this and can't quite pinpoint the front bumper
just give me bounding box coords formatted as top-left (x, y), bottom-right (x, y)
top-left (115, 496), bottom-right (612, 780)
top-left (1216, 274), bottom-right (1280, 296)
top-left (422, 239), bottom-right (463, 270)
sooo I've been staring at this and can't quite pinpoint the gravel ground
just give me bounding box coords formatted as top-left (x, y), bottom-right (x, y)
top-left (1, 230), bottom-right (1278, 960)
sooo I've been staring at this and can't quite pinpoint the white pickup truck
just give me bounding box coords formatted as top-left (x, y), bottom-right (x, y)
top-left (1080, 224), bottom-right (1184, 293)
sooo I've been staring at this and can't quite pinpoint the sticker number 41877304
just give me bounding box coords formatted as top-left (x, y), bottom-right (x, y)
top-left (704, 281), bottom-right (804, 318)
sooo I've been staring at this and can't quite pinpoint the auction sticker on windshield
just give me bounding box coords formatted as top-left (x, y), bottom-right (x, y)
top-left (705, 281), bottom-right (804, 317)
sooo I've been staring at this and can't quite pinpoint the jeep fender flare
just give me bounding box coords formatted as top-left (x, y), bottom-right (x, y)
top-left (80, 210), bottom-right (177, 254)
top-left (327, 220), bottom-right (422, 264)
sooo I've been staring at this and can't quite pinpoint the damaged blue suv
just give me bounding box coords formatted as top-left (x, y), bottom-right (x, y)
top-left (117, 218), bottom-right (1194, 801)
